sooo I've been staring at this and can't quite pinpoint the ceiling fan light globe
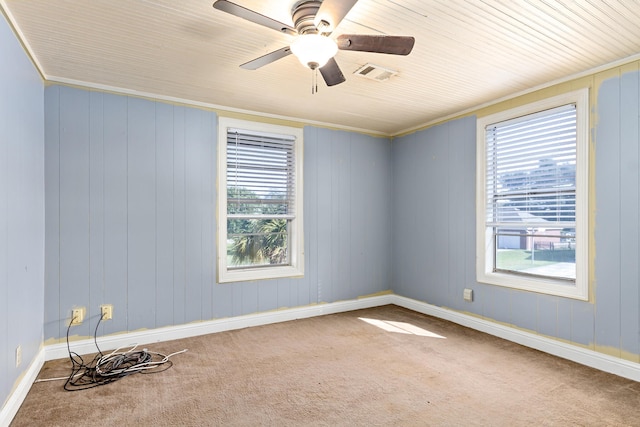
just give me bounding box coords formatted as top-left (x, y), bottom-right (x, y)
top-left (290, 34), bottom-right (338, 69)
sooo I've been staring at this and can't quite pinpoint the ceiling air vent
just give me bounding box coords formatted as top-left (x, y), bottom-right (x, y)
top-left (353, 63), bottom-right (398, 81)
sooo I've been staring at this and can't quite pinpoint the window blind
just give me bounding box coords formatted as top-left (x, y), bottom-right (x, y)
top-left (226, 128), bottom-right (296, 219)
top-left (485, 104), bottom-right (577, 229)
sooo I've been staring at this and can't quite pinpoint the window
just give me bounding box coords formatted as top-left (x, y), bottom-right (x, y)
top-left (217, 117), bottom-right (304, 283)
top-left (476, 89), bottom-right (589, 300)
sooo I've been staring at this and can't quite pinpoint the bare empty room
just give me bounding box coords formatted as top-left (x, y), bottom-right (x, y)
top-left (2, 1), bottom-right (640, 425)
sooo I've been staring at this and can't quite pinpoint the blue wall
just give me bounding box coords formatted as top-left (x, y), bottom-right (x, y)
top-left (393, 69), bottom-right (640, 361)
top-left (392, 117), bottom-right (477, 313)
top-left (31, 68), bottom-right (640, 363)
top-left (0, 14), bottom-right (45, 410)
top-left (44, 88), bottom-right (217, 340)
top-left (43, 86), bottom-right (393, 341)
top-left (594, 69), bottom-right (640, 361)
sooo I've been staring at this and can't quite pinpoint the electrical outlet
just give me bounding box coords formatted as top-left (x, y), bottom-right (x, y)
top-left (71, 307), bottom-right (85, 325)
top-left (100, 304), bottom-right (113, 320)
top-left (16, 345), bottom-right (22, 367)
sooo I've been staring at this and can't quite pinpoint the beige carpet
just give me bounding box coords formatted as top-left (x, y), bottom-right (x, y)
top-left (11, 305), bottom-right (640, 426)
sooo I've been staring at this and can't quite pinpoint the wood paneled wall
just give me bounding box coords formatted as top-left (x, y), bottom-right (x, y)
top-left (594, 64), bottom-right (640, 361)
top-left (43, 86), bottom-right (393, 341)
top-left (392, 117), bottom-right (477, 313)
top-left (393, 65), bottom-right (640, 362)
top-left (0, 14), bottom-right (45, 408)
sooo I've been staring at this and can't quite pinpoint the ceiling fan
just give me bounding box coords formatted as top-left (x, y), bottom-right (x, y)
top-left (212, 0), bottom-right (415, 90)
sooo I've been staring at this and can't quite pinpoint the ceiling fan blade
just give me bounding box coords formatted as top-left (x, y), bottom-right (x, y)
top-left (240, 46), bottom-right (292, 70)
top-left (213, 0), bottom-right (296, 36)
top-left (319, 58), bottom-right (346, 87)
top-left (337, 35), bottom-right (415, 55)
top-left (313, 0), bottom-right (359, 33)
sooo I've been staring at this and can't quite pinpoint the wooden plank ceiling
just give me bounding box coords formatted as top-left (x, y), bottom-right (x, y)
top-left (2, 0), bottom-right (640, 135)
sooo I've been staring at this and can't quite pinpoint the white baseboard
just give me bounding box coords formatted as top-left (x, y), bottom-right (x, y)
top-left (45, 295), bottom-right (394, 361)
top-left (45, 294), bottom-right (640, 381)
top-left (6, 293), bottom-right (640, 427)
top-left (0, 348), bottom-right (45, 427)
top-left (392, 295), bottom-right (640, 382)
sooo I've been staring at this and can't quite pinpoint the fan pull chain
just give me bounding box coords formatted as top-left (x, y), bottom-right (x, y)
top-left (311, 68), bottom-right (318, 95)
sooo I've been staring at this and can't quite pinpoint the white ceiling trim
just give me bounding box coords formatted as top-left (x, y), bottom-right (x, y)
top-left (30, 47), bottom-right (640, 139)
top-left (394, 51), bottom-right (640, 137)
top-left (0, 0), bottom-right (45, 79)
top-left (47, 75), bottom-right (389, 137)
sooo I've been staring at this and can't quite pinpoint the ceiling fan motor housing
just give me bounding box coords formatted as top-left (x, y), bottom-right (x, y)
top-left (292, 0), bottom-right (323, 34)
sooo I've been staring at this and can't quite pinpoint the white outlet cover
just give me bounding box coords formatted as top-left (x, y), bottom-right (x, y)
top-left (16, 345), bottom-right (22, 367)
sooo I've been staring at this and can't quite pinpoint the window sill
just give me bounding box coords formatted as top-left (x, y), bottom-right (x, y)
top-left (218, 264), bottom-right (304, 283)
top-left (477, 270), bottom-right (588, 301)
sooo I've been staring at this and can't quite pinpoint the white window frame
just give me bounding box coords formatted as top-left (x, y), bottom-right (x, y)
top-left (217, 117), bottom-right (304, 283)
top-left (476, 89), bottom-right (589, 300)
